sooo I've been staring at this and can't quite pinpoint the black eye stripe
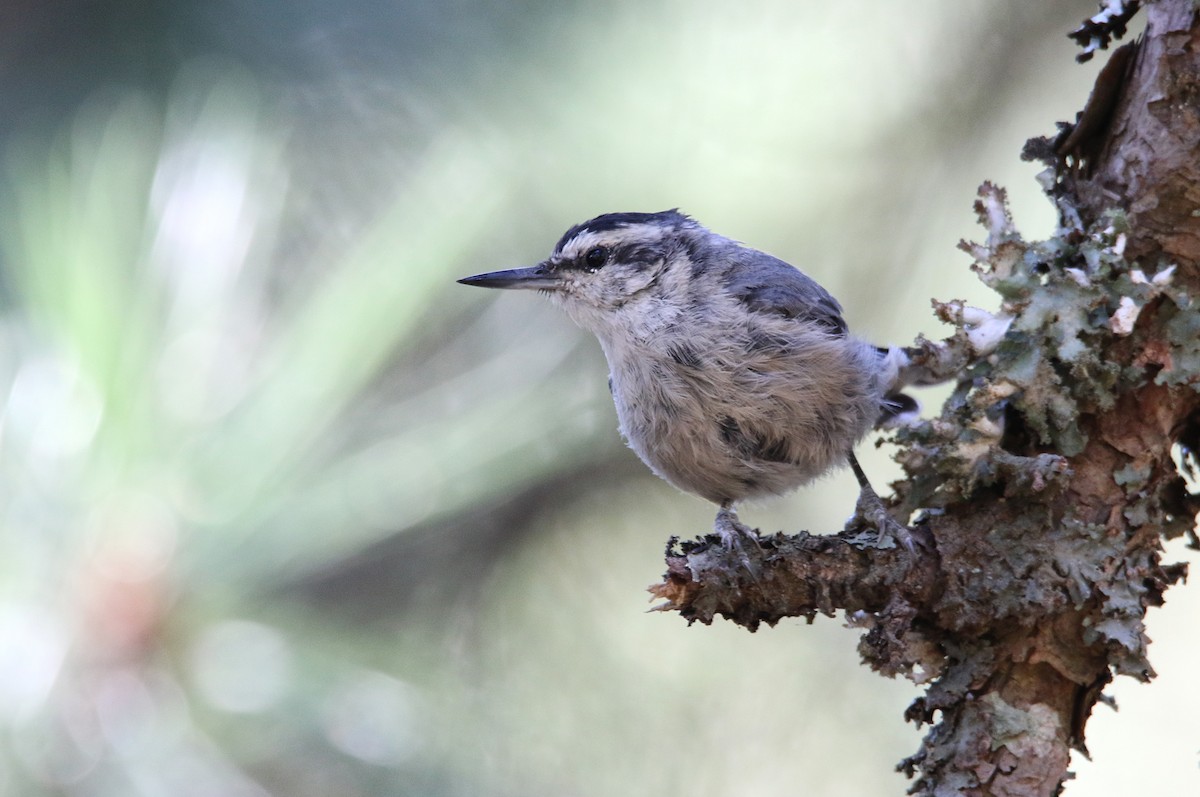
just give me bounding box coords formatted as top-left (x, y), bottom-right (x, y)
top-left (615, 243), bottom-right (662, 266)
top-left (559, 242), bottom-right (663, 272)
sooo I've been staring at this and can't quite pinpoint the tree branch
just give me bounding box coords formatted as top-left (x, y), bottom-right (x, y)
top-left (652, 2), bottom-right (1200, 794)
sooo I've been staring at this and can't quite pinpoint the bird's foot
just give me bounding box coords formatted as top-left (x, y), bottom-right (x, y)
top-left (713, 505), bottom-right (763, 574)
top-left (848, 486), bottom-right (918, 556)
top-left (714, 505), bottom-right (758, 545)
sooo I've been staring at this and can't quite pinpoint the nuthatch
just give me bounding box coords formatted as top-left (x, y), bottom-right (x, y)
top-left (459, 210), bottom-right (926, 550)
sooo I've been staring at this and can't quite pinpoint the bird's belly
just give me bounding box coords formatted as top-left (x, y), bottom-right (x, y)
top-left (610, 361), bottom-right (866, 505)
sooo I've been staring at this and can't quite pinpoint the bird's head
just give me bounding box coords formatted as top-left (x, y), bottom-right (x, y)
top-left (458, 210), bottom-right (701, 334)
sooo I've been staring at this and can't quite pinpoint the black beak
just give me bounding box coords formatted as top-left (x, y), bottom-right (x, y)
top-left (457, 264), bottom-right (561, 291)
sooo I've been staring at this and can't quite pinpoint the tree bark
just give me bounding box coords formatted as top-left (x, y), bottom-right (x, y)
top-left (650, 2), bottom-right (1200, 794)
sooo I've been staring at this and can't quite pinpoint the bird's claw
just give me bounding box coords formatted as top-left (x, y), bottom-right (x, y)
top-left (713, 505), bottom-right (763, 575)
top-left (850, 487), bottom-right (919, 556)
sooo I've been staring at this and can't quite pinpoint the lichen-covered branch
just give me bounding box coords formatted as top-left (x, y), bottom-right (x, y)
top-left (650, 530), bottom-right (939, 636)
top-left (652, 3), bottom-right (1200, 795)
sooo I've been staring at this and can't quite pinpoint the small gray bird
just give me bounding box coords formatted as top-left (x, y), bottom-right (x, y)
top-left (459, 210), bottom-right (922, 550)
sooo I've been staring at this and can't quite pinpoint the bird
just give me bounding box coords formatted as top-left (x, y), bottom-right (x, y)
top-left (458, 209), bottom-right (924, 551)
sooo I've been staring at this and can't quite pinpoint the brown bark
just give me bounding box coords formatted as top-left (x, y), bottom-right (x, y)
top-left (650, 3), bottom-right (1200, 794)
top-left (1076, 0), bottom-right (1200, 270)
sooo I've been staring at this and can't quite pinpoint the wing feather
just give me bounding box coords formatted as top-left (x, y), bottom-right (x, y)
top-left (721, 248), bottom-right (848, 336)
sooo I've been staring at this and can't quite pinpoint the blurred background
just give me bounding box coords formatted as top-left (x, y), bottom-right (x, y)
top-left (0, 1), bottom-right (1196, 795)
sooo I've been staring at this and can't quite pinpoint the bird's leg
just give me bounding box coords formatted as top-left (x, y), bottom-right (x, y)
top-left (714, 503), bottom-right (756, 545)
top-left (847, 452), bottom-right (917, 555)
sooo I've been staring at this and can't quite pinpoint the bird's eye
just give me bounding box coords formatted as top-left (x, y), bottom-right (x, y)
top-left (584, 246), bottom-right (609, 271)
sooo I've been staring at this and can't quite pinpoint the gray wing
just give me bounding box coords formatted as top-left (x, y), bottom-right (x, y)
top-left (722, 248), bottom-right (848, 336)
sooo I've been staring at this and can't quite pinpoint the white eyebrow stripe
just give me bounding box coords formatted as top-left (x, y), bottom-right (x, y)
top-left (557, 226), bottom-right (668, 259)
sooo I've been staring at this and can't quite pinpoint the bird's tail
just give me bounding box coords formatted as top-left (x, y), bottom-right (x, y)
top-left (871, 305), bottom-right (1013, 429)
top-left (872, 344), bottom-right (948, 430)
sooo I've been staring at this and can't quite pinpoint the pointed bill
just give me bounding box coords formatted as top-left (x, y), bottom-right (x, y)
top-left (457, 264), bottom-right (561, 290)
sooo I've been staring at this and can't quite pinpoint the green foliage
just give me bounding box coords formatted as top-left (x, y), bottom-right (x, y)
top-left (0, 65), bottom-right (608, 796)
